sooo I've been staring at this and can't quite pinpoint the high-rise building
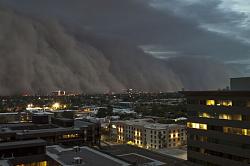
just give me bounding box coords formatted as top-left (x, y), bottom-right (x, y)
top-left (184, 91), bottom-right (250, 166)
top-left (230, 77), bottom-right (250, 91)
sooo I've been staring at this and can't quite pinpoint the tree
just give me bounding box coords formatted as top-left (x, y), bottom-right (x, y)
top-left (96, 106), bottom-right (113, 118)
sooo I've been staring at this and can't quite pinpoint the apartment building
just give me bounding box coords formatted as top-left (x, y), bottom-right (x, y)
top-left (184, 91), bottom-right (250, 166)
top-left (112, 119), bottom-right (186, 149)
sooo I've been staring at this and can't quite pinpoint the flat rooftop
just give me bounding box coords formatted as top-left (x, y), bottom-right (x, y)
top-left (101, 145), bottom-right (194, 166)
top-left (144, 123), bottom-right (185, 130)
top-left (0, 123), bottom-right (82, 137)
top-left (182, 90), bottom-right (250, 97)
top-left (114, 119), bottom-right (184, 130)
top-left (15, 127), bottom-right (81, 136)
top-left (114, 119), bottom-right (154, 126)
top-left (46, 145), bottom-right (130, 166)
top-left (0, 139), bottom-right (46, 150)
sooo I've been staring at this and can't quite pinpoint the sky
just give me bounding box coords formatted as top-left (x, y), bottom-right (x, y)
top-left (150, 0), bottom-right (250, 72)
top-left (0, 0), bottom-right (250, 74)
top-left (151, 0), bottom-right (250, 37)
top-left (0, 0), bottom-right (247, 94)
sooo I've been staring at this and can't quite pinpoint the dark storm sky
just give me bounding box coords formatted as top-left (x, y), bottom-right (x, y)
top-left (1, 0), bottom-right (250, 74)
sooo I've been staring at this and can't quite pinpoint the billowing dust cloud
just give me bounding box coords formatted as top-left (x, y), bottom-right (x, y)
top-left (0, 8), bottom-right (231, 95)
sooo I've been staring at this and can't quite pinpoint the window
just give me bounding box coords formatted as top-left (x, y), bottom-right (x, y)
top-left (219, 114), bottom-right (242, 121)
top-left (187, 122), bottom-right (207, 130)
top-left (217, 100), bottom-right (232, 106)
top-left (206, 100), bottom-right (233, 106)
top-left (224, 127), bottom-right (250, 136)
top-left (206, 100), bottom-right (215, 106)
top-left (199, 112), bottom-right (213, 118)
top-left (62, 134), bottom-right (79, 139)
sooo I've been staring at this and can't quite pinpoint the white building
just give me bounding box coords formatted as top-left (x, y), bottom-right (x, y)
top-left (112, 119), bottom-right (186, 150)
top-left (112, 108), bottom-right (136, 114)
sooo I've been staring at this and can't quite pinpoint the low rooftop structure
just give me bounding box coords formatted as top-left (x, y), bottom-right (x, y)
top-left (0, 121), bottom-right (100, 146)
top-left (47, 145), bottom-right (130, 166)
top-left (0, 139), bottom-right (56, 166)
top-left (0, 139), bottom-right (46, 151)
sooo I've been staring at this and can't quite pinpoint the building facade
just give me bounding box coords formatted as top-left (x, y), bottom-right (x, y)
top-left (112, 119), bottom-right (186, 149)
top-left (0, 120), bottom-right (100, 147)
top-left (230, 77), bottom-right (250, 91)
top-left (185, 91), bottom-right (250, 166)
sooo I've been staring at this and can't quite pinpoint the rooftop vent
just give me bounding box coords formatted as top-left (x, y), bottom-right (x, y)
top-left (74, 146), bottom-right (81, 153)
top-left (74, 157), bottom-right (83, 165)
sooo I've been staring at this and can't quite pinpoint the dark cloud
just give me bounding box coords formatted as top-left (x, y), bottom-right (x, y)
top-left (151, 0), bottom-right (246, 24)
top-left (149, 0), bottom-right (250, 59)
top-left (0, 0), bottom-right (246, 94)
top-left (1, 0), bottom-right (250, 61)
top-left (0, 6), bottom-right (234, 95)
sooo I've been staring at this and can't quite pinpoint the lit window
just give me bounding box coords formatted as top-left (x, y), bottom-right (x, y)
top-left (199, 113), bottom-right (211, 118)
top-left (62, 134), bottom-right (79, 139)
top-left (206, 100), bottom-right (215, 106)
top-left (242, 129), bottom-right (250, 136)
top-left (219, 114), bottom-right (242, 121)
top-left (242, 129), bottom-right (247, 135)
top-left (187, 122), bottom-right (207, 130)
top-left (217, 100), bottom-right (232, 106)
top-left (224, 127), bottom-right (250, 136)
top-left (219, 114), bottom-right (231, 120)
top-left (16, 161), bottom-right (47, 166)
